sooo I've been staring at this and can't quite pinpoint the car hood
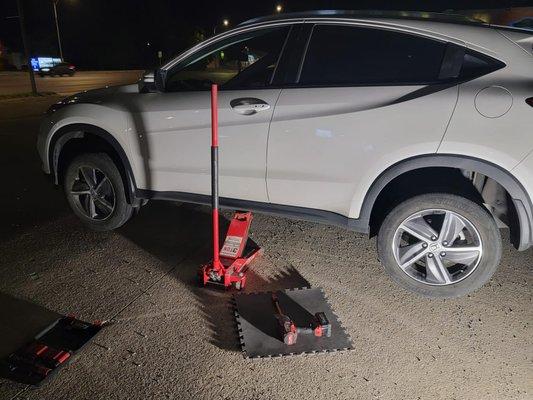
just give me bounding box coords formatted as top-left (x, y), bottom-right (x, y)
top-left (65, 84), bottom-right (139, 105)
top-left (47, 84), bottom-right (140, 115)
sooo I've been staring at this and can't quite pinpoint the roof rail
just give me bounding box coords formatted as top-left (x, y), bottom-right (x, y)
top-left (239, 10), bottom-right (486, 27)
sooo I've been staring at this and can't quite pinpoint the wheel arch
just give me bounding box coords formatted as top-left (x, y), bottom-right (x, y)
top-left (361, 154), bottom-right (533, 251)
top-left (48, 123), bottom-right (138, 205)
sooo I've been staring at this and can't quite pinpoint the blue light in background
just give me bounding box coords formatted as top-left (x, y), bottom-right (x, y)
top-left (30, 57), bottom-right (63, 71)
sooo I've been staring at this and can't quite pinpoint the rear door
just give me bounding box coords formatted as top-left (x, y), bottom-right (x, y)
top-left (267, 24), bottom-right (460, 217)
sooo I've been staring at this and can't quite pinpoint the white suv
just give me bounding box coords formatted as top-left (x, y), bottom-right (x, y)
top-left (37, 11), bottom-right (533, 297)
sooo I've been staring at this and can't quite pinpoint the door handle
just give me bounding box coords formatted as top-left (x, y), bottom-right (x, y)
top-left (230, 98), bottom-right (271, 115)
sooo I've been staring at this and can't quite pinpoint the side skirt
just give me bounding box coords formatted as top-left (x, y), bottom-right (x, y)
top-left (136, 189), bottom-right (370, 234)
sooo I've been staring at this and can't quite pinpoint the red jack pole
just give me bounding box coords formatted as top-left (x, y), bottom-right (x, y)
top-left (210, 84), bottom-right (223, 274)
top-left (200, 84), bottom-right (263, 289)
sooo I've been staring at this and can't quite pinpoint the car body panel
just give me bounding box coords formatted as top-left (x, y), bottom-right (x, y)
top-left (40, 106), bottom-right (130, 171)
top-left (38, 85), bottom-right (137, 173)
top-left (438, 29), bottom-right (533, 172)
top-left (36, 14), bottom-right (533, 250)
top-left (512, 152), bottom-right (533, 248)
top-left (119, 89), bottom-right (281, 202)
top-left (513, 150), bottom-right (533, 232)
top-left (268, 85), bottom-right (459, 217)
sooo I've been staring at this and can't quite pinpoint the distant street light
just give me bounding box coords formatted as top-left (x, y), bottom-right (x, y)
top-left (16, 0), bottom-right (37, 95)
top-left (213, 19), bottom-right (230, 35)
top-left (276, 4), bottom-right (283, 13)
top-left (51, 0), bottom-right (76, 60)
top-left (52, 0), bottom-right (64, 60)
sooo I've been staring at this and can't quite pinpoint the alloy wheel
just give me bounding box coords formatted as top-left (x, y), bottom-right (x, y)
top-left (392, 209), bottom-right (483, 286)
top-left (70, 166), bottom-right (116, 220)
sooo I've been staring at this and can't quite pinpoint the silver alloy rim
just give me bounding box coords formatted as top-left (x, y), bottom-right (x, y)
top-left (392, 209), bottom-right (483, 286)
top-left (70, 166), bottom-right (116, 220)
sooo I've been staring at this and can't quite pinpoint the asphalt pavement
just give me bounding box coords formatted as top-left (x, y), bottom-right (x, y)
top-left (0, 92), bottom-right (531, 400)
top-left (0, 71), bottom-right (143, 96)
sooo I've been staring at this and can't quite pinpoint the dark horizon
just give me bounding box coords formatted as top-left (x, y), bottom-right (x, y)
top-left (1, 0), bottom-right (531, 70)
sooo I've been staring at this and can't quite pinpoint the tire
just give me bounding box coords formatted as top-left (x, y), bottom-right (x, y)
top-left (64, 153), bottom-right (133, 231)
top-left (377, 193), bottom-right (501, 298)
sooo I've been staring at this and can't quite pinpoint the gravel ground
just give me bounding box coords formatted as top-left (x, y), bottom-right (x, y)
top-left (0, 97), bottom-right (531, 400)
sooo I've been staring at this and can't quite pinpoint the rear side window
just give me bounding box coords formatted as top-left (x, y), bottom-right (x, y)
top-left (459, 51), bottom-right (505, 80)
top-left (299, 25), bottom-right (447, 86)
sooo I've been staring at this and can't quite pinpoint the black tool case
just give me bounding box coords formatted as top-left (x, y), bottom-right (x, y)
top-left (1, 316), bottom-right (103, 386)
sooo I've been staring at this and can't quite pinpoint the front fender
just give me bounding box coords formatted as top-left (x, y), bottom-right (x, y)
top-left (45, 122), bottom-right (137, 204)
top-left (41, 103), bottom-right (130, 169)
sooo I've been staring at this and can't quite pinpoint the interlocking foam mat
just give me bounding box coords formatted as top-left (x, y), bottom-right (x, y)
top-left (233, 287), bottom-right (353, 359)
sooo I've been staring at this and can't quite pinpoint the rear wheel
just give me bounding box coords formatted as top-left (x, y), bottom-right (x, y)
top-left (64, 153), bottom-right (133, 231)
top-left (377, 193), bottom-right (501, 298)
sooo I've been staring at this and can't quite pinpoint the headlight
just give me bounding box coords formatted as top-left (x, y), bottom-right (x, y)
top-left (46, 95), bottom-right (80, 115)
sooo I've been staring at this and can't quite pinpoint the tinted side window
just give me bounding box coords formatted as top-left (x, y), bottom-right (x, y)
top-left (459, 51), bottom-right (505, 80)
top-left (166, 27), bottom-right (290, 92)
top-left (299, 25), bottom-right (447, 86)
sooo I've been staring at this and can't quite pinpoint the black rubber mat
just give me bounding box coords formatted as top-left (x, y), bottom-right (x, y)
top-left (233, 288), bottom-right (353, 359)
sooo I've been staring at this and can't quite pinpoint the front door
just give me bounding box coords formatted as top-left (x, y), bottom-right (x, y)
top-left (126, 25), bottom-right (291, 202)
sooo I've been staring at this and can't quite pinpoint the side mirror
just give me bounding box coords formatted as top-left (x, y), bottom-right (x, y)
top-left (138, 69), bottom-right (165, 93)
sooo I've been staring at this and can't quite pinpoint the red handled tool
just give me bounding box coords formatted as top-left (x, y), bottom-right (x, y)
top-left (200, 85), bottom-right (262, 290)
top-left (272, 293), bottom-right (298, 345)
top-left (297, 312), bottom-right (332, 338)
top-left (271, 292), bottom-right (332, 345)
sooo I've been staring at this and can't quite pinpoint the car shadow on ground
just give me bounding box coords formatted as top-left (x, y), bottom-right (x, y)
top-left (118, 200), bottom-right (310, 352)
top-left (0, 116), bottom-right (68, 245)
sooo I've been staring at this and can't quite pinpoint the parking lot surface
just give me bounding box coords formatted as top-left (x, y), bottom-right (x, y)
top-left (0, 96), bottom-right (531, 400)
top-left (0, 71), bottom-right (143, 96)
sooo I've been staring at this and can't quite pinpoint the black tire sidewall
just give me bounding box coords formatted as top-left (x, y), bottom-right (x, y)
top-left (377, 193), bottom-right (502, 298)
top-left (64, 153), bottom-right (133, 231)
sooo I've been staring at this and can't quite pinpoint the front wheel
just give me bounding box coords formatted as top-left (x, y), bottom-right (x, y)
top-left (64, 153), bottom-right (134, 231)
top-left (377, 193), bottom-right (501, 298)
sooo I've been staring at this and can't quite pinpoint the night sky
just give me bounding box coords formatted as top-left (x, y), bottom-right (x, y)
top-left (1, 0), bottom-right (530, 69)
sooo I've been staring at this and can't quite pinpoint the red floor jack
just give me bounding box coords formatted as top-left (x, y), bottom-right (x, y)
top-left (200, 84), bottom-right (262, 290)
